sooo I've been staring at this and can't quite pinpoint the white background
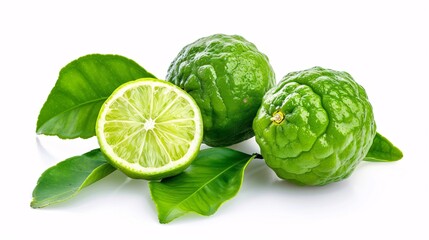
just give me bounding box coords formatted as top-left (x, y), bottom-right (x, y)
top-left (1, 0), bottom-right (428, 239)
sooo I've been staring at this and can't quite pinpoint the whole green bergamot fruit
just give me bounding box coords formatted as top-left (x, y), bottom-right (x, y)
top-left (166, 34), bottom-right (275, 147)
top-left (253, 67), bottom-right (376, 185)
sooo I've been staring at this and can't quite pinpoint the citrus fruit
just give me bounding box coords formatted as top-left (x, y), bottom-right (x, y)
top-left (253, 67), bottom-right (376, 185)
top-left (166, 34), bottom-right (275, 146)
top-left (96, 78), bottom-right (203, 180)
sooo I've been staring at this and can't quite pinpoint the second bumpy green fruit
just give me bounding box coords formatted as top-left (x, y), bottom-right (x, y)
top-left (253, 67), bottom-right (376, 185)
top-left (167, 34), bottom-right (275, 147)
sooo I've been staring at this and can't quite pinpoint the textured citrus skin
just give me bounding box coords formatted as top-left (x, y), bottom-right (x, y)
top-left (253, 67), bottom-right (376, 185)
top-left (166, 34), bottom-right (275, 146)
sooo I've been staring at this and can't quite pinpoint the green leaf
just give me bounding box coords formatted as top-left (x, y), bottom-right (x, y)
top-left (36, 54), bottom-right (155, 139)
top-left (31, 149), bottom-right (116, 208)
top-left (149, 148), bottom-right (255, 224)
top-left (364, 132), bottom-right (403, 162)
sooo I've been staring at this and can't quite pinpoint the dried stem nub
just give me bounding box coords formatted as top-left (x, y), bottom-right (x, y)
top-left (270, 110), bottom-right (285, 124)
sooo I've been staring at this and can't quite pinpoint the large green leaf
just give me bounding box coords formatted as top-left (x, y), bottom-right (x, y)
top-left (149, 148), bottom-right (255, 224)
top-left (31, 149), bottom-right (116, 208)
top-left (364, 132), bottom-right (403, 162)
top-left (36, 54), bottom-right (155, 139)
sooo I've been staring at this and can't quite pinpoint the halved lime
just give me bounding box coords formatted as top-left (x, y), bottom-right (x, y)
top-left (96, 78), bottom-right (203, 179)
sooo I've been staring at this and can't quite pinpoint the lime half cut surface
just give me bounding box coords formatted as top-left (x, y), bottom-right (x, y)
top-left (96, 78), bottom-right (203, 179)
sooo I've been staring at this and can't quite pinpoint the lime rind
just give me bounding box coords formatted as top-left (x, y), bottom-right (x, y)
top-left (96, 78), bottom-right (203, 179)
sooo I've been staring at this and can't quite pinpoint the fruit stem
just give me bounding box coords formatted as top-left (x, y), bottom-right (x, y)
top-left (270, 110), bottom-right (285, 124)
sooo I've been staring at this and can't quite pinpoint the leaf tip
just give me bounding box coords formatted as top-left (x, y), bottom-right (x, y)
top-left (158, 218), bottom-right (170, 224)
top-left (391, 149), bottom-right (404, 161)
top-left (30, 199), bottom-right (42, 209)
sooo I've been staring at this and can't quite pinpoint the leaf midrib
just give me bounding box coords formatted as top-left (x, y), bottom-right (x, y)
top-left (31, 160), bottom-right (114, 208)
top-left (164, 157), bottom-right (246, 217)
top-left (38, 97), bottom-right (107, 130)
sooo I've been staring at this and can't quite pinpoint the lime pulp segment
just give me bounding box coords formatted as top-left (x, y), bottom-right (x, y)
top-left (96, 78), bottom-right (203, 179)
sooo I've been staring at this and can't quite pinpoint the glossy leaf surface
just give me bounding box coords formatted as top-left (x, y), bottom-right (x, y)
top-left (149, 148), bottom-right (254, 223)
top-left (31, 149), bottom-right (115, 208)
top-left (36, 54), bottom-right (155, 138)
top-left (364, 132), bottom-right (403, 162)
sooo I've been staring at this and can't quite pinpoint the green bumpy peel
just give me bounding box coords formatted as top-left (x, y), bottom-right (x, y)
top-left (253, 67), bottom-right (376, 185)
top-left (167, 34), bottom-right (275, 147)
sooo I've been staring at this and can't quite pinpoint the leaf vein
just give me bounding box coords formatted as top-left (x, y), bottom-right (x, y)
top-left (164, 158), bottom-right (246, 217)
